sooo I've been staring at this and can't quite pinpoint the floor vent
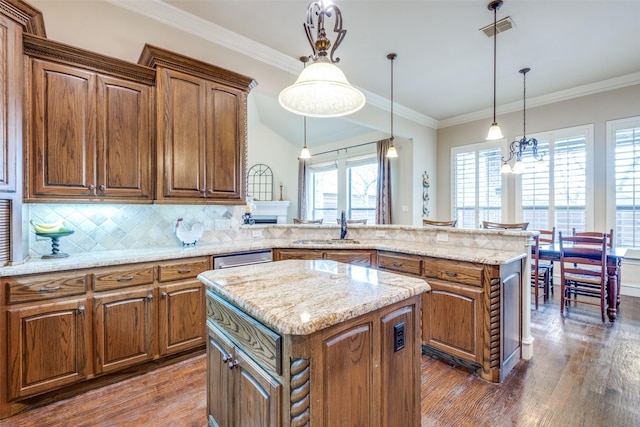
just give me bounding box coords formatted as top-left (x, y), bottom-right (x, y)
top-left (480, 16), bottom-right (514, 37)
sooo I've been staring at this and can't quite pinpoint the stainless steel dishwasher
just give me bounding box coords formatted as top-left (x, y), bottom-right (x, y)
top-left (212, 250), bottom-right (272, 269)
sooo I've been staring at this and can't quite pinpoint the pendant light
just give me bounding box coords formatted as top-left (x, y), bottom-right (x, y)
top-left (278, 0), bottom-right (365, 118)
top-left (386, 53), bottom-right (398, 158)
top-left (298, 56), bottom-right (311, 159)
top-left (501, 68), bottom-right (545, 174)
top-left (486, 0), bottom-right (504, 140)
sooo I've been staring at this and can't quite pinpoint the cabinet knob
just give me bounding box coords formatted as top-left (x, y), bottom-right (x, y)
top-left (222, 355), bottom-right (230, 363)
top-left (200, 189), bottom-right (206, 195)
top-left (78, 305), bottom-right (85, 313)
top-left (146, 293), bottom-right (153, 301)
top-left (227, 359), bottom-right (238, 370)
top-left (99, 184), bottom-right (105, 191)
top-left (207, 189), bottom-right (213, 194)
top-left (161, 292), bottom-right (168, 298)
top-left (88, 184), bottom-right (95, 191)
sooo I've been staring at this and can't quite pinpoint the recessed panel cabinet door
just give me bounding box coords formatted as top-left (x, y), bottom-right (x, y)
top-left (158, 281), bottom-right (205, 356)
top-left (0, 15), bottom-right (21, 193)
top-left (158, 68), bottom-right (206, 199)
top-left (31, 59), bottom-right (96, 196)
top-left (207, 325), bottom-right (235, 427)
top-left (96, 75), bottom-right (152, 199)
top-left (205, 83), bottom-right (243, 201)
top-left (93, 288), bottom-right (155, 374)
top-left (7, 298), bottom-right (90, 400)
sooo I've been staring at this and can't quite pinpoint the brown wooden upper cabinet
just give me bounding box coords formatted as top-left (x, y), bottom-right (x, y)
top-left (24, 35), bottom-right (155, 202)
top-left (138, 44), bottom-right (256, 204)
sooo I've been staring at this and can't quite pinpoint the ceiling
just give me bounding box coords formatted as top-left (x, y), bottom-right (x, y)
top-left (113, 0), bottom-right (640, 147)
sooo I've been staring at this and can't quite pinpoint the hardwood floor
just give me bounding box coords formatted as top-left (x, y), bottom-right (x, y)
top-left (5, 291), bottom-right (640, 427)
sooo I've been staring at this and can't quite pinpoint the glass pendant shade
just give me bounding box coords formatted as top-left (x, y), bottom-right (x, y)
top-left (500, 162), bottom-right (512, 174)
top-left (512, 160), bottom-right (525, 174)
top-left (299, 146), bottom-right (311, 159)
top-left (487, 123), bottom-right (504, 140)
top-left (278, 61), bottom-right (366, 118)
top-left (386, 145), bottom-right (398, 158)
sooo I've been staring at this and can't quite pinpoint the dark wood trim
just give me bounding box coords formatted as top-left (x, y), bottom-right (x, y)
top-left (0, 0), bottom-right (45, 36)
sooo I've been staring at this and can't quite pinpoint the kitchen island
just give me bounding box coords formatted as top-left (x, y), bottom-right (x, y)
top-left (198, 259), bottom-right (430, 427)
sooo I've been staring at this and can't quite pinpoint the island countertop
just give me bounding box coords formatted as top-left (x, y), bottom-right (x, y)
top-left (198, 259), bottom-right (430, 336)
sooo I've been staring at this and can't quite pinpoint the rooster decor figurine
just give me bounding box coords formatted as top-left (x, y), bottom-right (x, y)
top-left (175, 218), bottom-right (204, 246)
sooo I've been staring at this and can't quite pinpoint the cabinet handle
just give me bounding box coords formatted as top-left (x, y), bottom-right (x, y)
top-left (39, 286), bottom-right (60, 293)
top-left (78, 305), bottom-right (85, 313)
top-left (207, 189), bottom-right (213, 194)
top-left (99, 184), bottom-right (105, 191)
top-left (177, 269), bottom-right (192, 274)
top-left (117, 276), bottom-right (134, 282)
top-left (146, 293), bottom-right (153, 301)
top-left (161, 292), bottom-right (168, 298)
top-left (88, 184), bottom-right (95, 191)
top-left (222, 355), bottom-right (231, 363)
top-left (200, 189), bottom-right (206, 195)
top-left (445, 271), bottom-right (458, 277)
top-left (391, 262), bottom-right (404, 268)
top-left (227, 359), bottom-right (238, 370)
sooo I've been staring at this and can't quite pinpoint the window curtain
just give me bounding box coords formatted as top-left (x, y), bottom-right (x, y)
top-left (297, 158), bottom-right (308, 219)
top-left (376, 139), bottom-right (392, 224)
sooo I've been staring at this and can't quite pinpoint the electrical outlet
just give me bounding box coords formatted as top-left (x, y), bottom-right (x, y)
top-left (393, 322), bottom-right (405, 352)
top-left (252, 230), bottom-right (263, 238)
top-left (436, 232), bottom-right (449, 242)
top-left (375, 230), bottom-right (386, 238)
top-left (402, 205), bottom-right (409, 212)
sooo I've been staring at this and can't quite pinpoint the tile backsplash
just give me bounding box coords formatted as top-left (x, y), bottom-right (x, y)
top-left (28, 204), bottom-right (246, 257)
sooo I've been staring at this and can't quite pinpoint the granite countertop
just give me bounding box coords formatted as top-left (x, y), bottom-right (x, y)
top-left (0, 238), bottom-right (527, 277)
top-left (199, 259), bottom-right (430, 335)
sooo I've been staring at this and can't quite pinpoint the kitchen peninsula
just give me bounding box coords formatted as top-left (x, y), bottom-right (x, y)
top-left (198, 259), bottom-right (429, 427)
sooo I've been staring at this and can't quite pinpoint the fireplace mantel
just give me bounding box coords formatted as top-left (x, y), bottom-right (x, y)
top-left (253, 201), bottom-right (290, 224)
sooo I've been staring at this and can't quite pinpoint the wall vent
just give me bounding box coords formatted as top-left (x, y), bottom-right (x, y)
top-left (480, 16), bottom-right (514, 37)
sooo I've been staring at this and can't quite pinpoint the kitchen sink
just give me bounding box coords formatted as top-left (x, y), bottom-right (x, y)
top-left (292, 239), bottom-right (360, 245)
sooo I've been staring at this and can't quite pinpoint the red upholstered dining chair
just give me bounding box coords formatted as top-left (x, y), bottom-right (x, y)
top-left (559, 231), bottom-right (608, 322)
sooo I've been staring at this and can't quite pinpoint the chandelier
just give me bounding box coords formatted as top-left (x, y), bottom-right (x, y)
top-left (501, 67), bottom-right (545, 174)
top-left (278, 0), bottom-right (365, 118)
top-left (486, 0), bottom-right (504, 140)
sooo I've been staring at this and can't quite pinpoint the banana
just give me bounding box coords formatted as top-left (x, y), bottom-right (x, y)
top-left (30, 219), bottom-right (65, 233)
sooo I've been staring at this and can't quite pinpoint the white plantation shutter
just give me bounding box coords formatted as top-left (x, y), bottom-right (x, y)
top-left (453, 144), bottom-right (502, 228)
top-left (517, 125), bottom-right (592, 236)
top-left (611, 118), bottom-right (640, 247)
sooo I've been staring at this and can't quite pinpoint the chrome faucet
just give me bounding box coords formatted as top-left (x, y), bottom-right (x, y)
top-left (340, 210), bottom-right (348, 240)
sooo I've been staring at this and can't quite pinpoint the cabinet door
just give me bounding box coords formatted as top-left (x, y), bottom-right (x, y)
top-left (204, 83), bottom-right (244, 201)
top-left (234, 347), bottom-right (282, 427)
top-left (31, 59), bottom-right (96, 197)
top-left (157, 68), bottom-right (206, 199)
top-left (96, 75), bottom-right (152, 199)
top-left (93, 287), bottom-right (155, 374)
top-left (273, 249), bottom-right (323, 261)
top-left (325, 250), bottom-right (374, 267)
top-left (158, 281), bottom-right (205, 356)
top-left (0, 15), bottom-right (22, 193)
top-left (423, 280), bottom-right (484, 363)
top-left (7, 298), bottom-right (89, 399)
top-left (322, 322), bottom-right (373, 426)
top-left (207, 324), bottom-right (235, 427)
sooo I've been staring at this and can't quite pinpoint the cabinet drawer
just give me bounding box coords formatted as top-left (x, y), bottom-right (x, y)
top-left (206, 290), bottom-right (282, 375)
top-left (158, 258), bottom-right (209, 282)
top-left (6, 272), bottom-right (87, 304)
top-left (93, 265), bottom-right (155, 291)
top-left (377, 251), bottom-right (422, 276)
top-left (423, 257), bottom-right (483, 287)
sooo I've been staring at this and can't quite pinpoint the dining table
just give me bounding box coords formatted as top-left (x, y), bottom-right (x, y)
top-left (537, 244), bottom-right (627, 322)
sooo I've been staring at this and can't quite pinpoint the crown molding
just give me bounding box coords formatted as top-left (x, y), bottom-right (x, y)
top-left (438, 71), bottom-right (640, 129)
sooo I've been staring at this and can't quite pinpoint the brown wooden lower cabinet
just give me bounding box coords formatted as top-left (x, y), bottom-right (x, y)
top-left (206, 289), bottom-right (421, 426)
top-left (273, 248), bottom-right (375, 267)
top-left (0, 256), bottom-right (209, 419)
